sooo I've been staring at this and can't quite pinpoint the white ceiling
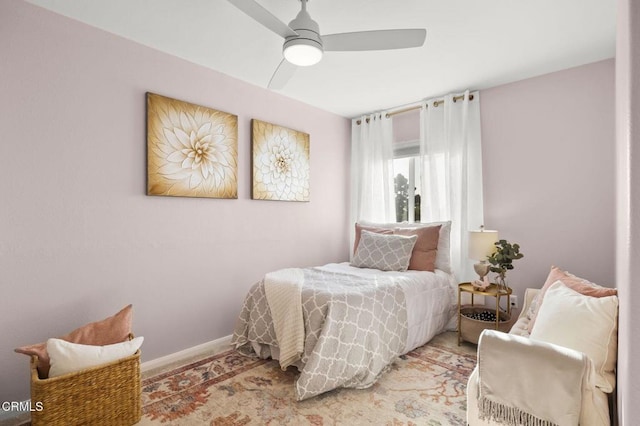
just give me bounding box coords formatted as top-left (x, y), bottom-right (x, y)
top-left (26, 0), bottom-right (616, 118)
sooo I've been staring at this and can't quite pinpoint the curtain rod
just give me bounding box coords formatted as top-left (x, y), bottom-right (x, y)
top-left (356, 93), bottom-right (475, 125)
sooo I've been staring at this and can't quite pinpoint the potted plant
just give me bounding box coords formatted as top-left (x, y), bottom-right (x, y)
top-left (487, 239), bottom-right (524, 291)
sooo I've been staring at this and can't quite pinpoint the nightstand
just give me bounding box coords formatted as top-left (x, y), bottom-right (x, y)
top-left (457, 282), bottom-right (512, 345)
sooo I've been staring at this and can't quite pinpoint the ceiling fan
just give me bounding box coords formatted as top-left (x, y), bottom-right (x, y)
top-left (227, 0), bottom-right (426, 89)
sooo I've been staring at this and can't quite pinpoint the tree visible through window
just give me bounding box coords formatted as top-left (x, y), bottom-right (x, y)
top-left (394, 172), bottom-right (408, 222)
top-left (393, 156), bottom-right (421, 223)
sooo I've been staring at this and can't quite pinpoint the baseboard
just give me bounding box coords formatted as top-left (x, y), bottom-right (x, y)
top-left (141, 334), bottom-right (233, 375)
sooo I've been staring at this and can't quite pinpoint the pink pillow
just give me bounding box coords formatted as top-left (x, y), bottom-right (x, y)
top-left (527, 266), bottom-right (617, 333)
top-left (353, 223), bottom-right (393, 254)
top-left (15, 304), bottom-right (133, 378)
top-left (394, 225), bottom-right (441, 272)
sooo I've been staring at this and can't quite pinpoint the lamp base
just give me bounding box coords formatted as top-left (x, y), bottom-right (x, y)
top-left (472, 261), bottom-right (491, 290)
top-left (473, 261), bottom-right (490, 278)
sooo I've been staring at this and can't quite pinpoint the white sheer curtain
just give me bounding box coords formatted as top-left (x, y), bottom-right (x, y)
top-left (419, 90), bottom-right (484, 281)
top-left (349, 113), bottom-right (394, 254)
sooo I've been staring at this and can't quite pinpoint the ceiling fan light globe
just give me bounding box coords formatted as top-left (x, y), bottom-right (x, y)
top-left (283, 41), bottom-right (323, 66)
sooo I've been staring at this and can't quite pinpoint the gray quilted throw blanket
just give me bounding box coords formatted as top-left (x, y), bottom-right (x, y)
top-left (232, 266), bottom-right (409, 400)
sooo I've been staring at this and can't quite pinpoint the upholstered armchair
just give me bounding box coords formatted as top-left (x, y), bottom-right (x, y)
top-left (466, 267), bottom-right (618, 426)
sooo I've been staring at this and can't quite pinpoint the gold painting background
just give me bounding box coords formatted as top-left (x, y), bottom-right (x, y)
top-left (147, 93), bottom-right (238, 198)
top-left (251, 119), bottom-right (310, 202)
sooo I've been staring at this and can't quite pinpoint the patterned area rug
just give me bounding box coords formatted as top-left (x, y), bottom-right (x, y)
top-left (139, 332), bottom-right (477, 426)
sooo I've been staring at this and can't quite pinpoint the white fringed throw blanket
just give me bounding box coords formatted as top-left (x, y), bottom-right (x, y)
top-left (477, 330), bottom-right (590, 426)
top-left (263, 268), bottom-right (305, 369)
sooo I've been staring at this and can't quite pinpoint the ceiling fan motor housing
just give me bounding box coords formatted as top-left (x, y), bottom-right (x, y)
top-left (283, 8), bottom-right (323, 66)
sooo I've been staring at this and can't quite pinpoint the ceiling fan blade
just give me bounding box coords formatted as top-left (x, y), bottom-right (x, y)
top-left (323, 29), bottom-right (426, 51)
top-left (268, 59), bottom-right (297, 89)
top-left (227, 0), bottom-right (298, 39)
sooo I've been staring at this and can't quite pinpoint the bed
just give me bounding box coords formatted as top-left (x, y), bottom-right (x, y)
top-left (231, 221), bottom-right (457, 400)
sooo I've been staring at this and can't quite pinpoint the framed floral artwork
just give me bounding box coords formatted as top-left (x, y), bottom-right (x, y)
top-left (251, 119), bottom-right (310, 202)
top-left (146, 93), bottom-right (238, 198)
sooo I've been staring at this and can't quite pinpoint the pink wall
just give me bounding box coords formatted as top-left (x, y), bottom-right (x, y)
top-left (389, 60), bottom-right (616, 304)
top-left (0, 1), bottom-right (350, 401)
top-left (481, 60), bottom-right (616, 302)
top-left (615, 0), bottom-right (640, 423)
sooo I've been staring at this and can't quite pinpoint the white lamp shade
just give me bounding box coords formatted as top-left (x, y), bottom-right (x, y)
top-left (469, 229), bottom-right (499, 260)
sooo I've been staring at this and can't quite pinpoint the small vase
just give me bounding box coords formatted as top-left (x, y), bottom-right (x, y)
top-left (496, 275), bottom-right (509, 293)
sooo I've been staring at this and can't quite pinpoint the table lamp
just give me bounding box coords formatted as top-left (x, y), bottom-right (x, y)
top-left (469, 226), bottom-right (498, 289)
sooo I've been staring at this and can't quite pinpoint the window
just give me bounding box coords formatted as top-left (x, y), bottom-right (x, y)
top-left (393, 141), bottom-right (421, 223)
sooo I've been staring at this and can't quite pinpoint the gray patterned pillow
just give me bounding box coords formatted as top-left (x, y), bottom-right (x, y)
top-left (351, 230), bottom-right (418, 272)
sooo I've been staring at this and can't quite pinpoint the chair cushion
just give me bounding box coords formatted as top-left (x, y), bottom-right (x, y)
top-left (527, 266), bottom-right (617, 334)
top-left (529, 281), bottom-right (618, 392)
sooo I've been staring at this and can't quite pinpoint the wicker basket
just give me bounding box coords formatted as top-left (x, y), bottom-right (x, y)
top-left (459, 306), bottom-right (513, 345)
top-left (30, 346), bottom-right (141, 426)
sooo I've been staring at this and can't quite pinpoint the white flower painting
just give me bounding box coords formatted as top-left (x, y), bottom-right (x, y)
top-left (251, 119), bottom-right (310, 202)
top-left (147, 93), bottom-right (238, 198)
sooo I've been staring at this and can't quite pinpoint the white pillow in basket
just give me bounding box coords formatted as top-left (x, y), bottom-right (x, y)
top-left (47, 336), bottom-right (144, 378)
top-left (529, 281), bottom-right (618, 392)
